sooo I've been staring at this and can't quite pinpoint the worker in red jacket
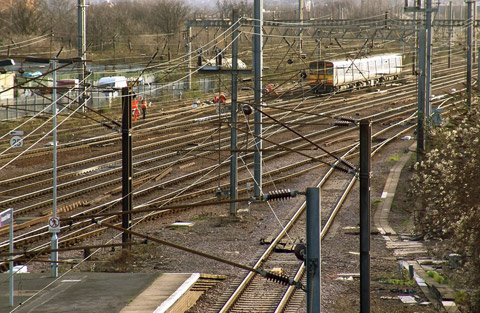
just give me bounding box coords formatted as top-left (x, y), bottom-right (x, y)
top-left (262, 83), bottom-right (277, 95)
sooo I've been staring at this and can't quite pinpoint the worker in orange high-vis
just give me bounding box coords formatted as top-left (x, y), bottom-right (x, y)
top-left (141, 99), bottom-right (147, 120)
top-left (132, 96), bottom-right (140, 121)
top-left (212, 93), bottom-right (226, 105)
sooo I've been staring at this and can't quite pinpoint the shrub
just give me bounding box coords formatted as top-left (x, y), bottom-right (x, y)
top-left (411, 104), bottom-right (480, 309)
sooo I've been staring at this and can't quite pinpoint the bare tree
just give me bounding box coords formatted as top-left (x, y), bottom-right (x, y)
top-left (149, 0), bottom-right (190, 35)
top-left (87, 2), bottom-right (118, 50)
top-left (110, 0), bottom-right (149, 36)
top-left (312, 0), bottom-right (359, 19)
top-left (41, 0), bottom-right (76, 37)
top-left (216, 0), bottom-right (252, 19)
top-left (10, 0), bottom-right (45, 35)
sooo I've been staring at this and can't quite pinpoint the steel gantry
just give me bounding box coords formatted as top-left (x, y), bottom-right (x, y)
top-left (186, 17), bottom-right (473, 49)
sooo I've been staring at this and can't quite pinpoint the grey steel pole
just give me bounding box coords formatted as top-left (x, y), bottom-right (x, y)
top-left (51, 59), bottom-right (58, 278)
top-left (77, 0), bottom-right (86, 111)
top-left (187, 23), bottom-right (192, 90)
top-left (9, 208), bottom-right (13, 306)
top-left (230, 10), bottom-right (239, 215)
top-left (448, 1), bottom-right (452, 68)
top-left (121, 88), bottom-right (133, 244)
top-left (426, 0), bottom-right (433, 117)
top-left (478, 5), bottom-right (480, 92)
top-left (360, 120), bottom-right (371, 313)
top-left (298, 0), bottom-right (304, 54)
top-left (417, 28), bottom-right (426, 159)
top-left (467, 0), bottom-right (474, 106)
top-left (306, 187), bottom-right (321, 313)
top-left (253, 0), bottom-right (263, 198)
top-left (474, 3), bottom-right (477, 63)
top-left (413, 10), bottom-right (417, 75)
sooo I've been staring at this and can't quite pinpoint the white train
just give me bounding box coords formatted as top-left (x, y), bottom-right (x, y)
top-left (308, 54), bottom-right (403, 93)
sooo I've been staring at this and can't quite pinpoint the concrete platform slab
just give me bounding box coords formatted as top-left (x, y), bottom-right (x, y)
top-left (0, 272), bottom-right (190, 313)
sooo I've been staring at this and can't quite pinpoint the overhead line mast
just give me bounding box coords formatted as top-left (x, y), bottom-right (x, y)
top-left (253, 0), bottom-right (263, 198)
top-left (77, 0), bottom-right (87, 113)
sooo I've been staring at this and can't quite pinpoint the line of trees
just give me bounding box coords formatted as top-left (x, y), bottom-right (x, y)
top-left (0, 0), bottom-right (408, 60)
top-left (0, 0), bottom-right (408, 39)
top-left (0, 0), bottom-right (191, 55)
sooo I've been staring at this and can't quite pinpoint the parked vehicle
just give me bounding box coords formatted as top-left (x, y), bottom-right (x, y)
top-left (57, 79), bottom-right (79, 93)
top-left (97, 76), bottom-right (127, 97)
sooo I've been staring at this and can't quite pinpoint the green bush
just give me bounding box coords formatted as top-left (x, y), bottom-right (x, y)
top-left (455, 290), bottom-right (468, 305)
top-left (427, 270), bottom-right (448, 284)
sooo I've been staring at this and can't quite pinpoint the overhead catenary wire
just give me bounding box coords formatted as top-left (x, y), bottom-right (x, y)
top-left (231, 124), bottom-right (353, 174)
top-left (94, 18), bottom-right (241, 78)
top-left (3, 103), bottom-right (419, 309)
top-left (52, 115), bottom-right (225, 238)
top-left (87, 21), bottom-right (242, 100)
top-left (0, 13), bottom-right (470, 308)
top-left (0, 34), bottom-right (51, 51)
top-left (93, 220), bottom-right (304, 289)
top-left (114, 31), bottom-right (243, 101)
top-left (60, 197), bottom-right (252, 224)
top-left (0, 70), bottom-right (119, 150)
top-left (255, 107), bottom-right (357, 173)
top-left (0, 88), bottom-right (88, 170)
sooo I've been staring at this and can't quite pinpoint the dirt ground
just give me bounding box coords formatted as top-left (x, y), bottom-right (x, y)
top-left (316, 140), bottom-right (442, 313)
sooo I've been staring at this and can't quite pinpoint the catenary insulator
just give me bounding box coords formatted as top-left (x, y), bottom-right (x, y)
top-left (257, 269), bottom-right (305, 291)
top-left (263, 189), bottom-right (297, 201)
top-left (265, 271), bottom-right (291, 285)
top-left (340, 158), bottom-right (356, 170)
top-left (338, 116), bottom-right (356, 123)
top-left (242, 104), bottom-right (253, 115)
top-left (334, 121), bottom-right (352, 127)
top-left (329, 164), bottom-right (351, 174)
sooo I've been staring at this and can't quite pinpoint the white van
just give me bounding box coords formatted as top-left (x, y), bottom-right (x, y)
top-left (97, 76), bottom-right (127, 98)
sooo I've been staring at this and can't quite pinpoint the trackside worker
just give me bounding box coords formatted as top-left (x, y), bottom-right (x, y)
top-left (141, 99), bottom-right (147, 120)
top-left (212, 93), bottom-right (226, 105)
top-left (262, 83), bottom-right (277, 95)
top-left (132, 96), bottom-right (140, 121)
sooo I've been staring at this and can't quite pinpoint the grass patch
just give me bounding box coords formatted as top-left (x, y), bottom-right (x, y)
top-left (387, 152), bottom-right (403, 162)
top-left (427, 270), bottom-right (448, 284)
top-left (378, 277), bottom-right (417, 287)
top-left (169, 225), bottom-right (191, 232)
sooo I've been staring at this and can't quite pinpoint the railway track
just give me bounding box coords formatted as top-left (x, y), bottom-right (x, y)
top-left (206, 98), bottom-right (464, 312)
top-left (0, 59), bottom-right (470, 307)
top-left (0, 91), bottom-right (460, 268)
top-left (0, 65), bottom-right (458, 212)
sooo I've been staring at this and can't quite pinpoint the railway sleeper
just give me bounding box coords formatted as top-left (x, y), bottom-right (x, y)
top-left (41, 200), bottom-right (89, 216)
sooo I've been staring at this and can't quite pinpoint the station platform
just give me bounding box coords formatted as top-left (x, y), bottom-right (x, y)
top-left (0, 272), bottom-right (223, 313)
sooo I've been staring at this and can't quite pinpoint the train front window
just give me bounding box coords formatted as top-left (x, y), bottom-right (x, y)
top-left (309, 62), bottom-right (333, 80)
top-left (310, 62), bottom-right (333, 75)
top-left (325, 64), bottom-right (333, 75)
top-left (309, 62), bottom-right (323, 75)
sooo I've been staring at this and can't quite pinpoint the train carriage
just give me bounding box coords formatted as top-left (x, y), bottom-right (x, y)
top-left (309, 54), bottom-right (402, 93)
